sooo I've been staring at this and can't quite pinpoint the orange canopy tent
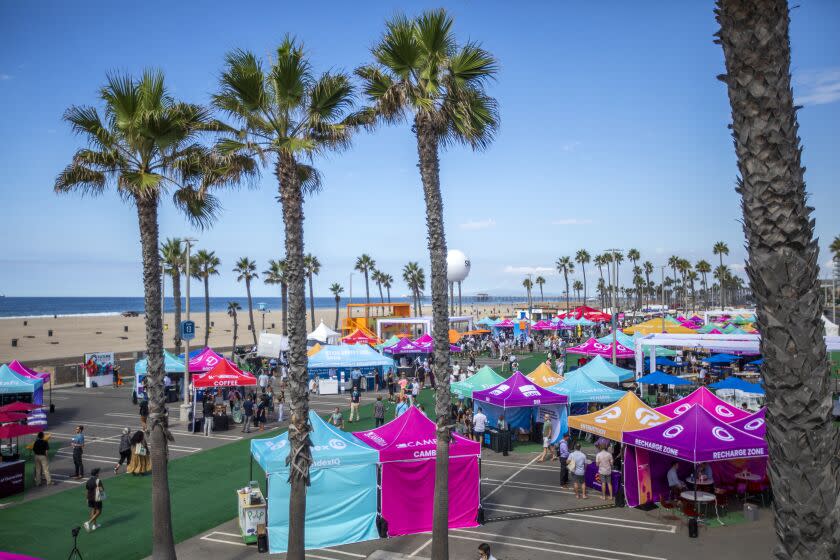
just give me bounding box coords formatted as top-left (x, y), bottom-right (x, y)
top-left (448, 330), bottom-right (463, 344)
top-left (526, 363), bottom-right (564, 387)
top-left (567, 391), bottom-right (670, 441)
top-left (461, 329), bottom-right (491, 336)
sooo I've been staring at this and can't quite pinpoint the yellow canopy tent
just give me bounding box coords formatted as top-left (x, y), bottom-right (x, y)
top-left (623, 318), bottom-right (697, 335)
top-left (567, 391), bottom-right (670, 441)
top-left (449, 329), bottom-right (463, 344)
top-left (526, 362), bottom-right (564, 388)
top-left (306, 343), bottom-right (322, 357)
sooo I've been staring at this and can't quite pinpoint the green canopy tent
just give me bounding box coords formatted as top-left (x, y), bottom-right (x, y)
top-left (375, 335), bottom-right (401, 352)
top-left (451, 366), bottom-right (506, 399)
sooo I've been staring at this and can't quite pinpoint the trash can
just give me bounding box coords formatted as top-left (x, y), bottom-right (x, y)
top-left (744, 503), bottom-right (759, 522)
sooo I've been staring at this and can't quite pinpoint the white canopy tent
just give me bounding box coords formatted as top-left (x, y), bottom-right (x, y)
top-left (823, 316), bottom-right (839, 337)
top-left (257, 333), bottom-right (290, 358)
top-left (633, 333), bottom-right (840, 377)
top-left (307, 321), bottom-right (340, 345)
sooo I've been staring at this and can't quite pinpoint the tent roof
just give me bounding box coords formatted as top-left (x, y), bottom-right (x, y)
top-left (624, 319), bottom-right (696, 335)
top-left (192, 360), bottom-right (256, 388)
top-left (655, 386), bottom-right (751, 422)
top-left (7, 360), bottom-right (50, 381)
top-left (622, 404), bottom-right (767, 463)
top-left (375, 335), bottom-right (401, 351)
top-left (494, 319), bottom-right (515, 328)
top-left (0, 364), bottom-right (40, 394)
top-left (596, 331), bottom-right (636, 349)
top-left (571, 355), bottom-right (635, 383)
top-left (0, 422), bottom-right (42, 439)
top-left (727, 407), bottom-right (766, 436)
top-left (643, 357), bottom-right (684, 367)
top-left (307, 343), bottom-right (322, 357)
top-left (251, 410), bottom-right (377, 472)
top-left (548, 372), bottom-right (627, 404)
top-left (134, 350), bottom-right (185, 375)
top-left (307, 344), bottom-right (394, 370)
top-left (566, 338), bottom-right (635, 359)
top-left (383, 337), bottom-right (425, 354)
top-left (450, 366), bottom-right (506, 399)
top-left (472, 371), bottom-right (567, 408)
top-left (526, 363), bottom-right (564, 388)
top-left (568, 391), bottom-right (669, 441)
top-left (353, 406), bottom-right (480, 462)
top-left (187, 347), bottom-right (229, 372)
top-left (307, 321), bottom-right (340, 343)
top-left (636, 371), bottom-right (691, 386)
top-left (709, 377), bottom-right (764, 395)
top-left (559, 306), bottom-right (612, 322)
top-left (0, 402), bottom-right (41, 413)
top-left (703, 353), bottom-right (742, 363)
top-left (342, 328), bottom-right (378, 345)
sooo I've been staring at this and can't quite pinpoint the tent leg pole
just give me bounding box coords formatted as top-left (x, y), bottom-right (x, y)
top-left (249, 454), bottom-right (253, 483)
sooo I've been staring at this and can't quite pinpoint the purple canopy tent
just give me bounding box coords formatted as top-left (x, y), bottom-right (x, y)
top-left (472, 371), bottom-right (568, 443)
top-left (412, 334), bottom-right (462, 353)
top-left (383, 338), bottom-right (425, 354)
top-left (621, 404), bottom-right (767, 508)
top-left (728, 407), bottom-right (765, 437)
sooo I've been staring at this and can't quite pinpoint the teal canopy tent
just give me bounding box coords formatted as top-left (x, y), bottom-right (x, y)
top-left (451, 366), bottom-right (506, 399)
top-left (569, 355), bottom-right (634, 383)
top-left (549, 371), bottom-right (627, 404)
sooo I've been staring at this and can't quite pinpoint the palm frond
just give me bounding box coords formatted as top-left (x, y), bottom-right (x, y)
top-left (308, 72), bottom-right (355, 123)
top-left (440, 86), bottom-right (499, 151)
top-left (416, 9), bottom-right (456, 58)
top-left (296, 163), bottom-right (322, 196)
top-left (101, 72), bottom-right (141, 131)
top-left (63, 105), bottom-right (117, 150)
top-left (374, 15), bottom-right (421, 80)
top-left (172, 187), bottom-right (222, 230)
top-left (54, 161), bottom-right (107, 196)
top-left (215, 49), bottom-right (269, 116)
top-left (448, 42), bottom-right (498, 87)
top-left (271, 36), bottom-right (311, 110)
top-left (354, 66), bottom-right (408, 125)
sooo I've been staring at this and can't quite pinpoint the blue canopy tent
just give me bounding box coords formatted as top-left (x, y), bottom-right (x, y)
top-left (0, 364), bottom-right (44, 405)
top-left (703, 353), bottom-right (742, 364)
top-left (708, 377), bottom-right (765, 395)
top-left (307, 344), bottom-right (395, 381)
top-left (134, 351), bottom-right (186, 400)
top-left (748, 358), bottom-right (763, 365)
top-left (549, 371), bottom-right (627, 414)
top-left (636, 371), bottom-right (692, 386)
top-left (476, 317), bottom-right (497, 327)
top-left (568, 355), bottom-right (634, 384)
top-left (643, 356), bottom-right (685, 369)
top-left (250, 410), bottom-right (379, 553)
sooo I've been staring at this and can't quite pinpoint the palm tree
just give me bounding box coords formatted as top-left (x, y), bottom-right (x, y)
top-left (575, 250), bottom-right (590, 303)
top-left (264, 259), bottom-right (288, 335)
top-left (355, 254), bottom-right (376, 309)
top-left (522, 278), bottom-right (533, 311)
top-left (627, 248), bottom-right (640, 301)
top-left (381, 273), bottom-right (394, 303)
top-left (233, 257), bottom-right (259, 346)
top-left (572, 280), bottom-right (584, 303)
top-left (830, 235), bottom-right (840, 261)
top-left (717, 5), bottom-right (840, 549)
top-left (594, 254), bottom-right (607, 308)
top-left (160, 238), bottom-right (185, 354)
top-left (329, 283), bottom-right (344, 330)
top-left (685, 271), bottom-right (698, 313)
top-left (55, 70), bottom-right (253, 559)
top-left (676, 259), bottom-right (692, 310)
top-left (214, 38), bottom-right (356, 558)
top-left (667, 255), bottom-right (680, 308)
top-left (227, 301), bottom-right (242, 357)
top-left (371, 269), bottom-right (386, 317)
top-left (303, 254), bottom-right (321, 331)
top-left (602, 252), bottom-right (614, 308)
top-left (611, 251), bottom-right (624, 308)
top-left (403, 262), bottom-right (425, 316)
top-left (358, 13), bottom-right (498, 555)
top-left (695, 260), bottom-right (711, 310)
top-left (555, 257), bottom-right (574, 313)
top-left (643, 261), bottom-right (654, 310)
top-left (192, 250), bottom-right (220, 347)
top-left (535, 276), bottom-right (546, 302)
top-left (712, 241), bottom-right (729, 307)
top-left (632, 266), bottom-right (643, 310)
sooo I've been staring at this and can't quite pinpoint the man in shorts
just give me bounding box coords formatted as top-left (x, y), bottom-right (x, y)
top-left (568, 443), bottom-right (588, 499)
top-left (473, 407), bottom-right (487, 443)
top-left (537, 413), bottom-right (553, 462)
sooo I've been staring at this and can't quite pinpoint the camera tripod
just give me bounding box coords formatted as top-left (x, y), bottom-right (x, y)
top-left (67, 528), bottom-right (83, 560)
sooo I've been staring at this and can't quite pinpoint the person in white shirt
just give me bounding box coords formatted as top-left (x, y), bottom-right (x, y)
top-left (595, 444), bottom-right (614, 500)
top-left (567, 443), bottom-right (588, 499)
top-left (473, 408), bottom-right (488, 442)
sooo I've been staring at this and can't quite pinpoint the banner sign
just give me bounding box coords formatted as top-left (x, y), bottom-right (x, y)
top-left (84, 352), bottom-right (115, 388)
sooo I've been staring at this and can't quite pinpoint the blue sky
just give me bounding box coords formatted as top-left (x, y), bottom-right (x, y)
top-left (1, 1), bottom-right (838, 298)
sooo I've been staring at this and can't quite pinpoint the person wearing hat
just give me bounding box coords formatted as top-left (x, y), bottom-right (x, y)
top-left (114, 428), bottom-right (132, 474)
top-left (83, 468), bottom-right (105, 532)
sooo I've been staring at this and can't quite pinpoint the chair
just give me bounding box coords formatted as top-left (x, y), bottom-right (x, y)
top-left (745, 480), bottom-right (767, 507)
top-left (714, 488), bottom-right (729, 517)
top-left (658, 494), bottom-right (680, 521)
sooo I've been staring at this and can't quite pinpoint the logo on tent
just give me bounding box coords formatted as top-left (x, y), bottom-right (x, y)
top-left (635, 409), bottom-right (663, 426)
top-left (743, 418), bottom-right (764, 432)
top-left (715, 405), bottom-right (735, 418)
top-left (519, 384), bottom-right (540, 397)
top-left (267, 439), bottom-right (288, 451)
top-left (673, 403), bottom-right (692, 416)
top-left (662, 425), bottom-right (684, 439)
top-left (329, 439), bottom-right (347, 450)
top-left (712, 426), bottom-right (734, 442)
top-left (594, 406), bottom-right (621, 424)
top-left (489, 384), bottom-right (510, 396)
top-left (362, 431), bottom-right (388, 447)
top-left (396, 438), bottom-right (435, 449)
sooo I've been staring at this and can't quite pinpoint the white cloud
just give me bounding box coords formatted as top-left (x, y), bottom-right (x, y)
top-left (504, 265), bottom-right (554, 275)
top-left (551, 218), bottom-right (594, 226)
top-left (459, 218), bottom-right (496, 231)
top-left (0, 74), bottom-right (11, 81)
top-left (795, 68), bottom-right (840, 106)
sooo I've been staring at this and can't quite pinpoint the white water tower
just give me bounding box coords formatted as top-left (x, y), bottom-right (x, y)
top-left (447, 249), bottom-right (471, 315)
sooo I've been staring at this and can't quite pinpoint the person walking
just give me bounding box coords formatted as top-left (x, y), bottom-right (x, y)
top-left (557, 434), bottom-right (571, 488)
top-left (595, 443), bottom-right (614, 500)
top-left (83, 468), bottom-right (105, 532)
top-left (242, 396), bottom-right (254, 433)
top-left (349, 386), bottom-right (362, 423)
top-left (329, 407), bottom-right (344, 430)
top-left (127, 430), bottom-right (151, 475)
top-left (473, 407), bottom-right (487, 444)
top-left (395, 396), bottom-right (409, 418)
top-left (113, 428), bottom-right (132, 474)
top-left (276, 386), bottom-right (285, 422)
top-left (138, 399), bottom-right (149, 432)
top-left (373, 395), bottom-right (386, 427)
top-left (202, 395), bottom-right (215, 436)
top-left (568, 443), bottom-right (588, 499)
top-left (71, 425), bottom-right (85, 479)
top-left (537, 413), bottom-right (553, 462)
top-left (256, 394), bottom-right (267, 431)
top-left (32, 431), bottom-right (52, 486)
top-left (497, 414), bottom-right (510, 457)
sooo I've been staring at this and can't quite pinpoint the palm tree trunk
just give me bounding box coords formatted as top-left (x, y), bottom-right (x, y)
top-left (281, 281), bottom-right (289, 336)
top-left (172, 270), bottom-right (182, 355)
top-left (308, 273), bottom-right (316, 331)
top-left (232, 313), bottom-right (238, 358)
top-left (386, 285), bottom-right (391, 303)
top-left (276, 155), bottom-right (312, 560)
top-left (717, 2), bottom-right (840, 558)
top-left (246, 280), bottom-right (257, 346)
top-left (136, 196), bottom-right (176, 560)
top-left (334, 297), bottom-right (340, 330)
top-left (415, 116), bottom-right (452, 560)
top-left (582, 264), bottom-right (587, 303)
top-left (564, 272), bottom-right (570, 313)
top-left (203, 276), bottom-right (210, 347)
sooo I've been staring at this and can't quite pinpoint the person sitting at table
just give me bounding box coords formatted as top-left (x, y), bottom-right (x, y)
top-left (698, 462), bottom-right (714, 484)
top-left (667, 461), bottom-right (687, 498)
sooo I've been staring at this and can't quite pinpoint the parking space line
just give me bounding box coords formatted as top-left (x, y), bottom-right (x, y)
top-left (321, 549), bottom-right (366, 558)
top-left (409, 538), bottom-right (432, 557)
top-left (80, 419), bottom-right (242, 441)
top-left (484, 502), bottom-right (677, 533)
top-left (482, 480), bottom-right (570, 495)
top-left (483, 455), bottom-right (539, 500)
top-left (199, 534), bottom-right (246, 547)
top-left (451, 533), bottom-right (624, 560)
top-left (482, 478), bottom-right (570, 492)
top-left (482, 459), bottom-right (558, 472)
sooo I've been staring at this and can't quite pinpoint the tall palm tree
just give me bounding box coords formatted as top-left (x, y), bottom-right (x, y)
top-left (667, 255), bottom-right (680, 307)
top-left (381, 273), bottom-right (394, 303)
top-left (192, 250), bottom-right (220, 347)
top-left (357, 12), bottom-right (498, 555)
top-left (227, 301), bottom-right (242, 358)
top-left (522, 278), bottom-right (533, 311)
top-left (632, 266), bottom-right (643, 310)
top-left (355, 254), bottom-right (376, 307)
top-left (575, 250), bottom-right (590, 303)
top-left (213, 38), bottom-right (356, 558)
top-left (572, 280), bottom-right (583, 303)
top-left (685, 271), bottom-right (698, 313)
top-left (676, 258), bottom-right (692, 310)
top-left (830, 235), bottom-right (840, 262)
top-left (303, 254), bottom-right (321, 331)
top-left (712, 241), bottom-right (729, 307)
top-left (329, 283), bottom-right (343, 330)
top-left (264, 259), bottom-right (288, 336)
top-left (603, 252), bottom-right (615, 308)
top-left (611, 250), bottom-right (624, 308)
top-left (594, 254), bottom-right (607, 308)
top-left (555, 257), bottom-right (574, 313)
top-left (717, 4), bottom-right (840, 548)
top-left (371, 269), bottom-right (386, 317)
top-left (627, 248), bottom-right (640, 305)
top-left (535, 275), bottom-right (546, 302)
top-left (160, 238), bottom-right (185, 354)
top-left (403, 262), bottom-right (425, 316)
top-left (233, 257), bottom-right (259, 346)
top-left (695, 260), bottom-right (711, 310)
top-left (643, 261), bottom-right (654, 310)
top-left (55, 70), bottom-right (252, 559)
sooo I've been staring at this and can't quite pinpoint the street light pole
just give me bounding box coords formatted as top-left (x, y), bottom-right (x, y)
top-left (660, 265), bottom-right (667, 334)
top-left (181, 238), bottom-right (197, 407)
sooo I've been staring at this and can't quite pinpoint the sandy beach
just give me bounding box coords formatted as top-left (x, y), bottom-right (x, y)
top-left (0, 300), bottom-right (551, 364)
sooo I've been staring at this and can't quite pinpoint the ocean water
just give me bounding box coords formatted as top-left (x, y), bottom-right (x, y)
top-left (0, 296), bottom-right (520, 318)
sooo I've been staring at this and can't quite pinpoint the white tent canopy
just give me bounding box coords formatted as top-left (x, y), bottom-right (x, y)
top-left (307, 321), bottom-right (340, 344)
top-left (823, 316), bottom-right (839, 337)
top-left (257, 333), bottom-right (290, 358)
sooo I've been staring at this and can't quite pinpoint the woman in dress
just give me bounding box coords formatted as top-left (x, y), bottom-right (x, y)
top-left (231, 392), bottom-right (244, 424)
top-left (126, 430), bottom-right (151, 475)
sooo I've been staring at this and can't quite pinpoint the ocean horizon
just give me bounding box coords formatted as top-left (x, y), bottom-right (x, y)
top-left (0, 295), bottom-right (528, 319)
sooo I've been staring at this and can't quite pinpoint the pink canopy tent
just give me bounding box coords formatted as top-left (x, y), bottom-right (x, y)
top-left (383, 337), bottom-right (425, 354)
top-left (530, 320), bottom-right (552, 331)
top-left (353, 407), bottom-right (480, 536)
top-left (494, 319), bottom-right (515, 328)
top-left (192, 360), bottom-right (257, 388)
top-left (566, 338), bottom-right (635, 359)
top-left (188, 347), bottom-right (231, 373)
top-left (412, 334), bottom-right (462, 353)
top-left (728, 407), bottom-right (766, 437)
top-left (7, 360), bottom-right (51, 382)
top-left (655, 386), bottom-right (751, 423)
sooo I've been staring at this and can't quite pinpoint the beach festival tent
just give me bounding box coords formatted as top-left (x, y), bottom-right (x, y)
top-left (643, 356), bottom-right (685, 369)
top-left (353, 406), bottom-right (480, 536)
top-left (526, 363), bottom-right (565, 388)
top-left (728, 407), bottom-right (766, 437)
top-left (7, 361), bottom-right (50, 382)
top-left (558, 306), bottom-right (612, 322)
top-left (413, 333), bottom-right (462, 353)
top-left (548, 372), bottom-right (627, 404)
top-left (0, 364), bottom-right (43, 405)
top-left (566, 338), bottom-right (635, 359)
top-left (704, 353), bottom-right (742, 364)
top-left (709, 377), bottom-right (765, 395)
top-left (450, 366), bottom-right (506, 399)
top-left (622, 404), bottom-right (768, 508)
top-left (655, 386), bottom-right (751, 423)
top-left (187, 347), bottom-right (230, 373)
top-left (569, 356), bottom-right (635, 383)
top-left (342, 328), bottom-right (379, 345)
top-left (383, 337), bottom-right (425, 355)
top-left (192, 360), bottom-right (257, 388)
top-left (375, 335), bottom-right (401, 351)
top-left (308, 321), bottom-right (341, 345)
top-left (596, 331), bottom-right (637, 350)
top-left (493, 319), bottom-right (515, 328)
top-left (307, 344), bottom-right (394, 379)
top-left (251, 410), bottom-right (379, 553)
top-left (636, 371), bottom-right (691, 386)
top-left (472, 372), bottom-right (568, 440)
top-left (623, 319), bottom-right (697, 335)
top-left (134, 350), bottom-right (186, 375)
top-left (476, 317), bottom-right (497, 327)
top-left (568, 391), bottom-right (670, 441)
